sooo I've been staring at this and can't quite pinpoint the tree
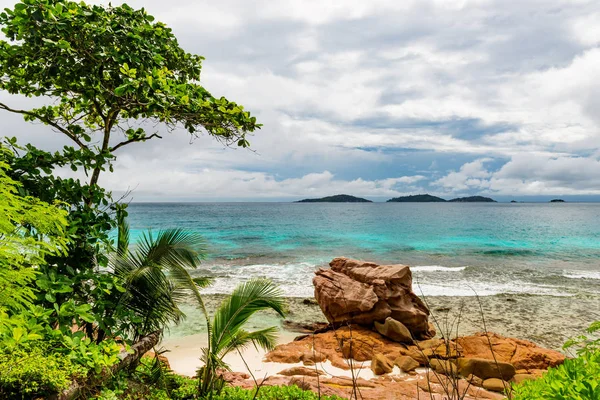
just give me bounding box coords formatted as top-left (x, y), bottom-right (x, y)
top-left (0, 146), bottom-right (69, 313)
top-left (109, 211), bottom-right (212, 342)
top-left (198, 279), bottom-right (286, 397)
top-left (0, 0), bottom-right (260, 341)
top-left (0, 0), bottom-right (260, 190)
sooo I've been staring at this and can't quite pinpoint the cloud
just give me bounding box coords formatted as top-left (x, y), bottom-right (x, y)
top-left (434, 155), bottom-right (600, 195)
top-left (1, 0), bottom-right (600, 199)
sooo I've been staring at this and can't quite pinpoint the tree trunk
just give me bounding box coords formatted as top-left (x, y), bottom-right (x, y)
top-left (52, 331), bottom-right (162, 400)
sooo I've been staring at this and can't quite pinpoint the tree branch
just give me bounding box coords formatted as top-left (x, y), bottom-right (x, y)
top-left (110, 133), bottom-right (163, 152)
top-left (0, 102), bottom-right (89, 150)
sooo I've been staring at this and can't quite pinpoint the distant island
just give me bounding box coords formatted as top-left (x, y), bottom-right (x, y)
top-left (387, 194), bottom-right (446, 203)
top-left (385, 194), bottom-right (497, 203)
top-left (448, 196), bottom-right (497, 203)
top-left (550, 199), bottom-right (565, 203)
top-left (296, 194), bottom-right (373, 203)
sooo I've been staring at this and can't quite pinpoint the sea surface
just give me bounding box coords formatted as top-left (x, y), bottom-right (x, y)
top-left (126, 202), bottom-right (600, 298)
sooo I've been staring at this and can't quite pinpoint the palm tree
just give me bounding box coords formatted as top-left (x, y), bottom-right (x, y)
top-left (197, 278), bottom-right (286, 397)
top-left (110, 210), bottom-right (211, 341)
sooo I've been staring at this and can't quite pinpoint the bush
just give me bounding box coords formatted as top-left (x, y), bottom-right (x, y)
top-left (0, 343), bottom-right (86, 398)
top-left (213, 385), bottom-right (344, 400)
top-left (512, 321), bottom-right (600, 400)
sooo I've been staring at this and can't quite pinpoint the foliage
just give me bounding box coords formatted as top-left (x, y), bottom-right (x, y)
top-left (94, 358), bottom-right (343, 400)
top-left (0, 341), bottom-right (87, 398)
top-left (0, 0), bottom-right (259, 189)
top-left (198, 279), bottom-right (286, 396)
top-left (0, 0), bottom-right (259, 346)
top-left (512, 321), bottom-right (600, 400)
top-left (212, 386), bottom-right (344, 400)
top-left (0, 146), bottom-right (69, 312)
top-left (110, 214), bottom-right (209, 340)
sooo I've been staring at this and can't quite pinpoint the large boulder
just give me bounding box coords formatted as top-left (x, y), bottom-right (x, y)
top-left (314, 258), bottom-right (430, 336)
top-left (456, 332), bottom-right (565, 371)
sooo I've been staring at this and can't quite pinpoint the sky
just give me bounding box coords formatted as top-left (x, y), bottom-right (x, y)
top-left (1, 0), bottom-right (600, 202)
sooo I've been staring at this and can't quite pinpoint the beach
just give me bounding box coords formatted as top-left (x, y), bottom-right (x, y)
top-left (162, 292), bottom-right (600, 377)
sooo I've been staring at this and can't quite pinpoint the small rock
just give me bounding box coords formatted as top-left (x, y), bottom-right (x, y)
top-left (456, 357), bottom-right (516, 380)
top-left (483, 378), bottom-right (509, 393)
top-left (466, 374), bottom-right (484, 387)
top-left (371, 353), bottom-right (394, 375)
top-left (429, 359), bottom-right (457, 376)
top-left (278, 366), bottom-right (326, 377)
top-left (512, 373), bottom-right (537, 384)
top-left (394, 355), bottom-right (420, 372)
top-left (374, 317), bottom-right (413, 343)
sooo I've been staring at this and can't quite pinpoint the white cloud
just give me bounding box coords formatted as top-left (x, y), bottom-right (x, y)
top-left (1, 0), bottom-right (600, 199)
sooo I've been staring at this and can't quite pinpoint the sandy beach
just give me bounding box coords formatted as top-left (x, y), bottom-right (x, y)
top-left (162, 292), bottom-right (600, 377)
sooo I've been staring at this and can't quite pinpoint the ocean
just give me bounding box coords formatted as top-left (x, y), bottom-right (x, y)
top-left (126, 202), bottom-right (600, 299)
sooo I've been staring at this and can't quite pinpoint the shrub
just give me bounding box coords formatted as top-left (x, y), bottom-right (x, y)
top-left (0, 343), bottom-right (86, 398)
top-left (213, 385), bottom-right (344, 400)
top-left (512, 321), bottom-right (600, 400)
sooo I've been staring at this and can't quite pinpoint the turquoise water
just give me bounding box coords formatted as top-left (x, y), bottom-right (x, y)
top-left (126, 202), bottom-right (600, 297)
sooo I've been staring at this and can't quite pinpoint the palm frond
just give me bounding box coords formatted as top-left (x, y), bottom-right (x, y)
top-left (210, 278), bottom-right (286, 356)
top-left (219, 326), bottom-right (279, 359)
top-left (193, 276), bottom-right (214, 289)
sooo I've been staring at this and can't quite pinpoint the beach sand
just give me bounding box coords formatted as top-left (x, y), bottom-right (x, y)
top-left (162, 292), bottom-right (599, 376)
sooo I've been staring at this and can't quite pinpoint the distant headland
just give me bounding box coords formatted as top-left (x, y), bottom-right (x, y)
top-left (296, 194), bottom-right (373, 203)
top-left (388, 194), bottom-right (497, 203)
top-left (387, 194), bottom-right (446, 202)
top-left (449, 195), bottom-right (497, 203)
top-left (296, 193), bottom-right (498, 203)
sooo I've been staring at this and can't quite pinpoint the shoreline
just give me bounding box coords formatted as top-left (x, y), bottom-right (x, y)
top-left (162, 292), bottom-right (600, 376)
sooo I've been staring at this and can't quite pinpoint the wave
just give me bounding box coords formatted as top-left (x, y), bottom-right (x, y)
top-left (563, 270), bottom-right (600, 280)
top-left (411, 265), bottom-right (467, 272)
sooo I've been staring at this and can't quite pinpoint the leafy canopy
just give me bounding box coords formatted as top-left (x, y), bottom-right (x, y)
top-left (0, 146), bottom-right (68, 312)
top-left (0, 0), bottom-right (259, 186)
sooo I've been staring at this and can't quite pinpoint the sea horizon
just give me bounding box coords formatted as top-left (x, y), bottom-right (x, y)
top-left (126, 202), bottom-right (600, 300)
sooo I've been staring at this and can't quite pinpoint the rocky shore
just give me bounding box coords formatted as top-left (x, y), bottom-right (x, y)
top-left (162, 257), bottom-right (599, 399)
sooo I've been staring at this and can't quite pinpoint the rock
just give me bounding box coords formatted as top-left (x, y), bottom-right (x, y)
top-left (314, 258), bottom-right (430, 336)
top-left (466, 374), bottom-right (484, 387)
top-left (394, 355), bottom-right (420, 372)
top-left (512, 373), bottom-right (537, 384)
top-left (429, 359), bottom-right (457, 376)
top-left (371, 353), bottom-right (394, 375)
top-left (456, 357), bottom-right (516, 380)
top-left (283, 320), bottom-right (329, 334)
top-left (482, 378), bottom-right (509, 393)
top-left (313, 268), bottom-right (380, 317)
top-left (374, 317), bottom-right (413, 343)
top-left (456, 332), bottom-right (565, 370)
top-left (278, 366), bottom-right (326, 377)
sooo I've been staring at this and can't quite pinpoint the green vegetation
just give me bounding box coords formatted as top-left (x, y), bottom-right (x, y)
top-left (448, 196), bottom-right (496, 202)
top-left (198, 279), bottom-right (286, 396)
top-left (296, 194), bottom-right (373, 202)
top-left (387, 194), bottom-right (446, 202)
top-left (94, 357), bottom-right (343, 400)
top-left (512, 321), bottom-right (600, 400)
top-left (0, 0), bottom-right (289, 398)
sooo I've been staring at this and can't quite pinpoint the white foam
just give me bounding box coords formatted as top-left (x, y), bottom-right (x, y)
top-left (563, 270), bottom-right (600, 280)
top-left (411, 265), bottom-right (467, 272)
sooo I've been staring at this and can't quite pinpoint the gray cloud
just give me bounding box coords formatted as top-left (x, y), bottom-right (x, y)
top-left (1, 0), bottom-right (599, 199)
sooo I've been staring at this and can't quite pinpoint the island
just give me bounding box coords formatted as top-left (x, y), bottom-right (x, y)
top-left (550, 199), bottom-right (565, 203)
top-left (296, 194), bottom-right (373, 203)
top-left (449, 196), bottom-right (497, 202)
top-left (511, 200), bottom-right (518, 203)
top-left (387, 194), bottom-right (446, 202)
